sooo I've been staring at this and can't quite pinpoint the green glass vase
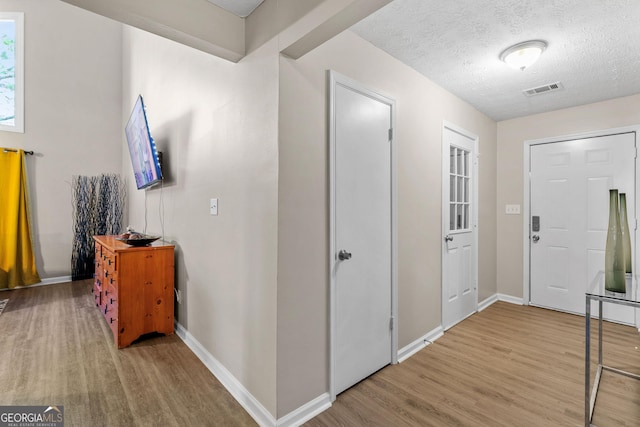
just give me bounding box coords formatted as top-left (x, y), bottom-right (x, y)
top-left (605, 189), bottom-right (625, 292)
top-left (619, 193), bottom-right (632, 275)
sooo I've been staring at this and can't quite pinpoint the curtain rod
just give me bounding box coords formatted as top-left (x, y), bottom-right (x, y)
top-left (3, 148), bottom-right (34, 155)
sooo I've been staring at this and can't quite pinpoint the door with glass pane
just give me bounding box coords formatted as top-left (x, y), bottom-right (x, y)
top-left (442, 123), bottom-right (478, 330)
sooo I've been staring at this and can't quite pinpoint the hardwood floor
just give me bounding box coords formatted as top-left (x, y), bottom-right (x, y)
top-left (0, 280), bottom-right (256, 427)
top-left (1, 282), bottom-right (638, 426)
top-left (306, 302), bottom-right (640, 427)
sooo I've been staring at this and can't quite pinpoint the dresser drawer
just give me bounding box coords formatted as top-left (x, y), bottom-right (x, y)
top-left (103, 274), bottom-right (117, 290)
top-left (105, 309), bottom-right (118, 338)
top-left (103, 256), bottom-right (116, 271)
top-left (104, 284), bottom-right (117, 306)
top-left (103, 269), bottom-right (116, 282)
top-left (102, 250), bottom-right (116, 270)
top-left (93, 286), bottom-right (101, 307)
top-left (94, 256), bottom-right (103, 277)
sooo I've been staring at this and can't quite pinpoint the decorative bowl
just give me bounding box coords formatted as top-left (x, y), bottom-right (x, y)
top-left (116, 234), bottom-right (160, 246)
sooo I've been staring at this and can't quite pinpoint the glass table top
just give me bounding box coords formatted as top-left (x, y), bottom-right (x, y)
top-left (586, 271), bottom-right (639, 303)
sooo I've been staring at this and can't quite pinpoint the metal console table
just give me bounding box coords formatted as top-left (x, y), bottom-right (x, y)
top-left (585, 275), bottom-right (639, 427)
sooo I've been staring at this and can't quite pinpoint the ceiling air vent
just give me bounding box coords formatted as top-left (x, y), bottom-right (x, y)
top-left (523, 82), bottom-right (563, 97)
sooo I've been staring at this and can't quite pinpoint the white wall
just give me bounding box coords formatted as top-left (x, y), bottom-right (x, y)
top-left (497, 93), bottom-right (640, 298)
top-left (277, 29), bottom-right (497, 416)
top-left (0, 0), bottom-right (122, 279)
top-left (122, 26), bottom-right (279, 416)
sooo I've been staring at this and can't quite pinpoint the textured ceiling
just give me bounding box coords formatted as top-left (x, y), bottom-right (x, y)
top-left (206, 0), bottom-right (264, 18)
top-left (351, 0), bottom-right (640, 121)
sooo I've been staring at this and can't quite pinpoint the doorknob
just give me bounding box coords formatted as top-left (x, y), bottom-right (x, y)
top-left (444, 235), bottom-right (453, 242)
top-left (338, 250), bottom-right (352, 261)
top-left (532, 235), bottom-right (540, 243)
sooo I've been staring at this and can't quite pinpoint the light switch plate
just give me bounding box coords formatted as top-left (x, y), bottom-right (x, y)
top-left (210, 198), bottom-right (218, 216)
top-left (505, 204), bottom-right (521, 215)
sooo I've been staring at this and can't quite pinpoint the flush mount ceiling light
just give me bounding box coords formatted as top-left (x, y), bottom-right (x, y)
top-left (500, 40), bottom-right (547, 71)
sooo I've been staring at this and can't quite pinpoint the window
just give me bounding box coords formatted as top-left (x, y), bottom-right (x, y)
top-left (449, 145), bottom-right (471, 232)
top-left (0, 12), bottom-right (23, 133)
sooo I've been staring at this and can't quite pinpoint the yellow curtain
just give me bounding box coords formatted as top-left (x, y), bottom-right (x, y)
top-left (0, 148), bottom-right (40, 289)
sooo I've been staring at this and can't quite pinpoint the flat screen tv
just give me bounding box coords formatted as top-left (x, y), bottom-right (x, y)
top-left (125, 95), bottom-right (162, 190)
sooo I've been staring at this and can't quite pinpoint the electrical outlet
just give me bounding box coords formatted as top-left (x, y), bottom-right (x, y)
top-left (210, 198), bottom-right (218, 216)
top-left (505, 204), bottom-right (521, 215)
top-left (176, 289), bottom-right (182, 304)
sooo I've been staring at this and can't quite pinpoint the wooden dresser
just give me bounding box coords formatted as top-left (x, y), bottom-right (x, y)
top-left (93, 235), bottom-right (175, 348)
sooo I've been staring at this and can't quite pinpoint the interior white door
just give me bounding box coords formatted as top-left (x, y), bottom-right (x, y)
top-left (442, 124), bottom-right (478, 331)
top-left (530, 133), bottom-right (635, 323)
top-left (332, 77), bottom-right (393, 396)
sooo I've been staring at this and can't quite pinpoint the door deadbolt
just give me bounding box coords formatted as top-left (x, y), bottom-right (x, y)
top-left (532, 216), bottom-right (540, 232)
top-left (338, 250), bottom-right (352, 261)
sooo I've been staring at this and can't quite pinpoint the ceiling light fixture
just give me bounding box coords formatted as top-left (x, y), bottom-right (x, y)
top-left (500, 40), bottom-right (547, 71)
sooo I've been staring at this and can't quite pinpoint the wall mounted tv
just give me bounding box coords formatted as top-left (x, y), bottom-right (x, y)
top-left (125, 95), bottom-right (163, 190)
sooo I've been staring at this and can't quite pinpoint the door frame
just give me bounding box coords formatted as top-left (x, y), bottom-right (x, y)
top-left (441, 121), bottom-right (479, 329)
top-left (328, 70), bottom-right (398, 401)
top-left (523, 125), bottom-right (640, 323)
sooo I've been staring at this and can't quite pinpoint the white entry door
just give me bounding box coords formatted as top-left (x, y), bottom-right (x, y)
top-left (530, 133), bottom-right (635, 323)
top-left (330, 72), bottom-right (395, 397)
top-left (442, 123), bottom-right (478, 331)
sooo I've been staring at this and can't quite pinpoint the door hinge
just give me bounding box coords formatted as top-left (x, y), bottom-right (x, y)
top-left (635, 218), bottom-right (638, 231)
top-left (388, 128), bottom-right (393, 142)
top-left (390, 316), bottom-right (395, 330)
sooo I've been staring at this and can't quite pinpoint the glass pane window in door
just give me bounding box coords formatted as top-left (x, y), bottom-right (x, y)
top-left (464, 177), bottom-right (470, 203)
top-left (450, 147), bottom-right (456, 174)
top-left (448, 145), bottom-right (472, 232)
top-left (464, 150), bottom-right (470, 176)
top-left (464, 204), bottom-right (470, 229)
top-left (450, 175), bottom-right (456, 202)
top-left (450, 203), bottom-right (456, 230)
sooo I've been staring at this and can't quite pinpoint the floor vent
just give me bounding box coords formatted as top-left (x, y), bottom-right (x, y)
top-left (523, 82), bottom-right (563, 97)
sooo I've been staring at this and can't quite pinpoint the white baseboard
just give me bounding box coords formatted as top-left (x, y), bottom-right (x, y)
top-left (478, 293), bottom-right (523, 311)
top-left (276, 393), bottom-right (331, 427)
top-left (498, 293), bottom-right (524, 305)
top-left (174, 322), bottom-right (277, 427)
top-left (397, 325), bottom-right (444, 363)
top-left (175, 322), bottom-right (332, 427)
top-left (478, 294), bottom-right (498, 312)
top-left (40, 276), bottom-right (73, 286)
top-left (0, 275), bottom-right (73, 291)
